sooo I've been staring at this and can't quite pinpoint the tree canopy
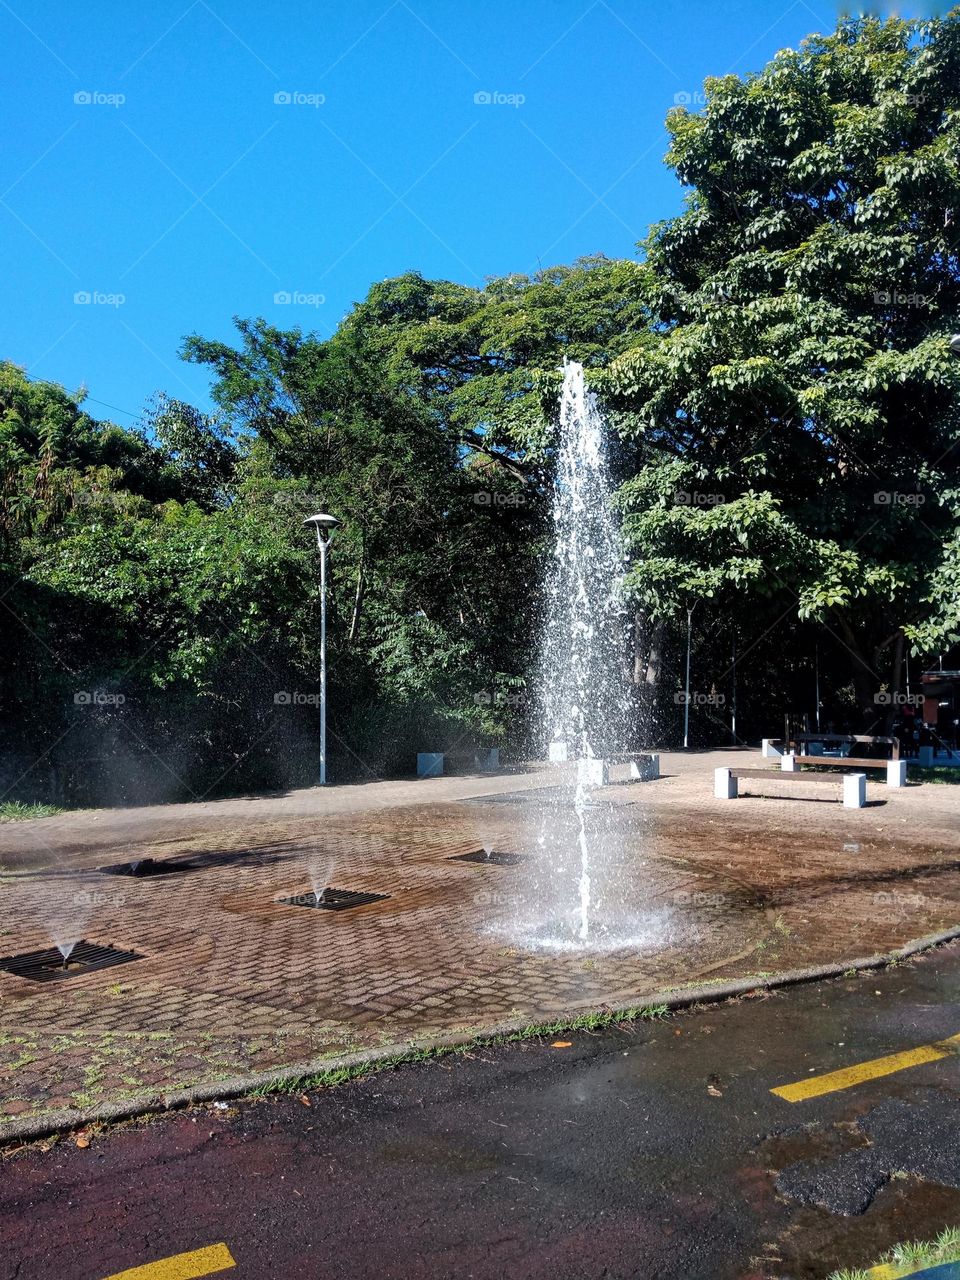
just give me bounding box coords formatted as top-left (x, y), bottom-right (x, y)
top-left (3, 10), bottom-right (960, 805)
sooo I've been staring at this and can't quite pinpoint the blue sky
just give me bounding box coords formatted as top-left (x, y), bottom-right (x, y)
top-left (0, 0), bottom-right (927, 423)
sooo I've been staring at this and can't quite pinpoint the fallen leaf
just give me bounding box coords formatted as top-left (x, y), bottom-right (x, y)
top-left (75, 1133), bottom-right (90, 1149)
top-left (298, 1094), bottom-right (311, 1107)
top-left (551, 1041), bottom-right (572, 1049)
top-left (707, 1085), bottom-right (722, 1097)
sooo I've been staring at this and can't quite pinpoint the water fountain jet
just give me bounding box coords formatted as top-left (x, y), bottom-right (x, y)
top-left (508, 361), bottom-right (669, 953)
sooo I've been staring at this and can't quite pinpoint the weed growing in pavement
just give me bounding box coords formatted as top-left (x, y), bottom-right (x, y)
top-left (0, 802), bottom-right (63, 822)
top-left (251, 1004), bottom-right (673, 1098)
top-left (829, 1225), bottom-right (960, 1280)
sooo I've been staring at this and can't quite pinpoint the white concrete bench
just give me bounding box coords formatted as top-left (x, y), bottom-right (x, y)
top-left (780, 753), bottom-right (906, 787)
top-left (715, 766), bottom-right (866, 808)
top-left (575, 753), bottom-right (661, 786)
top-left (417, 748), bottom-right (500, 778)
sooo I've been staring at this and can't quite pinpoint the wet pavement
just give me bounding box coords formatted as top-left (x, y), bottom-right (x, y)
top-left (1, 940), bottom-right (959, 1279)
top-left (0, 753), bottom-right (957, 1125)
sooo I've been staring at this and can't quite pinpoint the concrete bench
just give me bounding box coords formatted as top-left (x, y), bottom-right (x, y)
top-left (790, 733), bottom-right (900, 759)
top-left (628, 753), bottom-right (660, 781)
top-left (603, 752), bottom-right (661, 781)
top-left (715, 766), bottom-right (866, 808)
top-left (575, 753), bottom-right (661, 786)
top-left (417, 749), bottom-right (500, 778)
top-left (781, 754), bottom-right (907, 787)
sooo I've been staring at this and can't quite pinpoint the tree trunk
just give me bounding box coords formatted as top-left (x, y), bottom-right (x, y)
top-left (348, 548), bottom-right (366, 643)
top-left (889, 630), bottom-right (905, 730)
top-left (631, 613), bottom-right (662, 745)
top-left (833, 612), bottom-right (881, 730)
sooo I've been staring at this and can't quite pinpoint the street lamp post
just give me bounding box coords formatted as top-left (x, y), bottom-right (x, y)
top-left (304, 513), bottom-right (340, 785)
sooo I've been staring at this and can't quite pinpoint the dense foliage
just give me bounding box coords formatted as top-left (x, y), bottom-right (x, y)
top-left (2, 11), bottom-right (959, 805)
top-left (607, 11), bottom-right (960, 723)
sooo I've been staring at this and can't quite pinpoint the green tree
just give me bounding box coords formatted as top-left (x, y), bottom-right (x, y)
top-left (607, 11), bottom-right (960, 723)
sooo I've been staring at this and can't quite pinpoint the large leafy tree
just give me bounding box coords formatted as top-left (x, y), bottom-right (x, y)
top-left (607, 12), bottom-right (960, 721)
top-left (181, 317), bottom-right (543, 755)
top-left (342, 255), bottom-right (649, 466)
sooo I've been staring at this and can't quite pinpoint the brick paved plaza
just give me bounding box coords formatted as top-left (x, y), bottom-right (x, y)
top-left (0, 750), bottom-right (957, 1125)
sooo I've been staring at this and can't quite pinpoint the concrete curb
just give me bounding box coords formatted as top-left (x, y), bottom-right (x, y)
top-left (2, 923), bottom-right (958, 1147)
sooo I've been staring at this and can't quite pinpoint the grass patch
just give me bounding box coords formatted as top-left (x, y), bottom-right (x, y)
top-left (914, 766), bottom-right (960, 785)
top-left (0, 802), bottom-right (63, 822)
top-left (829, 1224), bottom-right (960, 1280)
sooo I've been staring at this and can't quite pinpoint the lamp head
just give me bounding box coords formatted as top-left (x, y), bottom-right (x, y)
top-left (304, 512), bottom-right (340, 544)
top-left (304, 512), bottom-right (340, 531)
top-left (950, 334), bottom-right (960, 358)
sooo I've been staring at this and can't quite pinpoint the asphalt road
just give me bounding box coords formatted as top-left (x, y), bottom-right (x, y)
top-left (2, 943), bottom-right (959, 1280)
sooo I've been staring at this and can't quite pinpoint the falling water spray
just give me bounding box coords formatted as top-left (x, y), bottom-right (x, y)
top-left (525, 361), bottom-right (632, 946)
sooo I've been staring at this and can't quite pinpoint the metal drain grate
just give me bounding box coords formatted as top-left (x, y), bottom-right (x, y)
top-left (448, 849), bottom-right (524, 867)
top-left (98, 858), bottom-right (187, 878)
top-left (0, 940), bottom-right (143, 983)
top-left (279, 888), bottom-right (390, 911)
top-left (99, 847), bottom-right (295, 878)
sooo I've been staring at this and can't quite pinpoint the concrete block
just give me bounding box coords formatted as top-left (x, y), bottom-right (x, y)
top-left (577, 757), bottom-right (609, 787)
top-left (630, 753), bottom-right (660, 781)
top-left (780, 753), bottom-right (798, 772)
top-left (715, 767), bottom-right (737, 799)
top-left (761, 738), bottom-right (782, 758)
top-left (886, 759), bottom-right (907, 787)
top-left (843, 772), bottom-right (866, 808)
top-left (417, 752), bottom-right (444, 778)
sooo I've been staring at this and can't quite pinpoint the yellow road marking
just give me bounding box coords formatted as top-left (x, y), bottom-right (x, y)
top-left (771, 1033), bottom-right (960, 1102)
top-left (101, 1243), bottom-right (236, 1280)
top-left (863, 1259), bottom-right (960, 1279)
